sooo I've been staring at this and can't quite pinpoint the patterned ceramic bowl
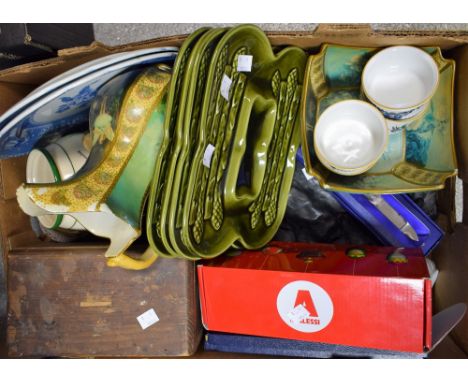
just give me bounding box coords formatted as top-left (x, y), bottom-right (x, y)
top-left (362, 46), bottom-right (439, 121)
top-left (314, 100), bottom-right (388, 176)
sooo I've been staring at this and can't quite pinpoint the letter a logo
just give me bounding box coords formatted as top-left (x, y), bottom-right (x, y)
top-left (277, 281), bottom-right (334, 333)
top-left (294, 290), bottom-right (319, 317)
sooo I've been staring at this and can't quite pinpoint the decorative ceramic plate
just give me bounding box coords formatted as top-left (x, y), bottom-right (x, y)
top-left (146, 27), bottom-right (210, 259)
top-left (0, 47), bottom-right (178, 130)
top-left (180, 24), bottom-right (307, 258)
top-left (301, 44), bottom-right (457, 193)
top-left (0, 51), bottom-right (178, 158)
top-left (162, 28), bottom-right (228, 258)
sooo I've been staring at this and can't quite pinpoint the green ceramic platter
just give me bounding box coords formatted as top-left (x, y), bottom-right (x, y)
top-left (301, 44), bottom-right (457, 193)
top-left (179, 40), bottom-right (258, 257)
top-left (163, 27), bottom-right (229, 258)
top-left (146, 27), bottom-right (210, 258)
top-left (181, 24), bottom-right (307, 258)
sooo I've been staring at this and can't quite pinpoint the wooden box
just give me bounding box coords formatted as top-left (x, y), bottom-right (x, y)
top-left (0, 157), bottom-right (202, 358)
top-left (7, 250), bottom-right (200, 358)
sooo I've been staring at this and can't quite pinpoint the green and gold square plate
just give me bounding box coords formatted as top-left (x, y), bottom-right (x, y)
top-left (301, 44), bottom-right (457, 193)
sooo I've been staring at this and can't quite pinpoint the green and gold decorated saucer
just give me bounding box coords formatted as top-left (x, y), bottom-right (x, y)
top-left (301, 44), bottom-right (457, 193)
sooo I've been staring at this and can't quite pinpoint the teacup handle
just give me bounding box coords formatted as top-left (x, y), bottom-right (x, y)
top-left (106, 246), bottom-right (159, 270)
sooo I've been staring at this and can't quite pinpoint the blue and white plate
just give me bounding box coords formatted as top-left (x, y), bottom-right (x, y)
top-left (0, 51), bottom-right (177, 158)
top-left (0, 46), bottom-right (178, 129)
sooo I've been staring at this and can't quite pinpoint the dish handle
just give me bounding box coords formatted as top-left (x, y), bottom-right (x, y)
top-left (223, 89), bottom-right (277, 209)
top-left (107, 247), bottom-right (159, 270)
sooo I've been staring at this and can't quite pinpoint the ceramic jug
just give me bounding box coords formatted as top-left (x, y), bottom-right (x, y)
top-left (17, 64), bottom-right (171, 270)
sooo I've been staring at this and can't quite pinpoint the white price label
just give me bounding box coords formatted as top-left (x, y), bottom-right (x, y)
top-left (287, 303), bottom-right (310, 324)
top-left (203, 144), bottom-right (216, 168)
top-left (137, 308), bottom-right (159, 330)
top-left (220, 74), bottom-right (232, 100)
top-left (237, 55), bottom-right (253, 72)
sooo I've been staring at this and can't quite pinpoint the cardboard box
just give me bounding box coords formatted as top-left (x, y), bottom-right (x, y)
top-left (0, 24), bottom-right (95, 70)
top-left (198, 242), bottom-right (433, 353)
top-left (0, 24), bottom-right (94, 57)
top-left (0, 24), bottom-right (468, 357)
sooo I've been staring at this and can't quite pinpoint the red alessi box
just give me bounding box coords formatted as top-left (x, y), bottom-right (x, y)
top-left (197, 242), bottom-right (432, 353)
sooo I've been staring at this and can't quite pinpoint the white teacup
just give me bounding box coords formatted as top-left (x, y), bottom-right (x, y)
top-left (26, 133), bottom-right (90, 230)
top-left (362, 46), bottom-right (439, 121)
top-left (314, 100), bottom-right (388, 176)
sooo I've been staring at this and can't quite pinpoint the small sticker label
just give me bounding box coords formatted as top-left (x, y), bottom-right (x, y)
top-left (287, 303), bottom-right (310, 324)
top-left (137, 308), bottom-right (159, 330)
top-left (203, 144), bottom-right (216, 168)
top-left (302, 168), bottom-right (313, 181)
top-left (237, 55), bottom-right (253, 72)
top-left (220, 74), bottom-right (232, 100)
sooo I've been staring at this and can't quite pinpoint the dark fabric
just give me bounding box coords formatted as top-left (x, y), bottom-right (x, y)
top-left (275, 165), bottom-right (379, 245)
top-left (275, 164), bottom-right (438, 246)
top-left (205, 331), bottom-right (425, 359)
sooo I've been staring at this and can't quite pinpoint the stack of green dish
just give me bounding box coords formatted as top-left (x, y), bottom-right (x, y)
top-left (146, 25), bottom-right (307, 259)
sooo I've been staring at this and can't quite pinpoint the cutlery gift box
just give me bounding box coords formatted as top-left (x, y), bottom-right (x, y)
top-left (332, 192), bottom-right (444, 255)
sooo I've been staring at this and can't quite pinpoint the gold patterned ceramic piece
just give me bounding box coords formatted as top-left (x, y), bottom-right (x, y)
top-left (17, 66), bottom-right (171, 269)
top-left (23, 69), bottom-right (169, 211)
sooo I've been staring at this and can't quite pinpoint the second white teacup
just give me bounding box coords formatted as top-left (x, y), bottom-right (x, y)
top-left (26, 132), bottom-right (90, 231)
top-left (362, 45), bottom-right (439, 121)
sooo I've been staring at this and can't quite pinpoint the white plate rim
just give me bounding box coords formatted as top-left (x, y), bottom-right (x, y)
top-left (0, 46), bottom-right (178, 127)
top-left (0, 50), bottom-right (177, 140)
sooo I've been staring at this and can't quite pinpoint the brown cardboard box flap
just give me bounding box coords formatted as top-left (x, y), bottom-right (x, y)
top-left (0, 36), bottom-right (186, 87)
top-left (432, 224), bottom-right (468, 353)
top-left (2, 26), bottom-right (468, 87)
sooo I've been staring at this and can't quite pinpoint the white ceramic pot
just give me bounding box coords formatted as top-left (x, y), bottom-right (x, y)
top-left (314, 100), bottom-right (388, 176)
top-left (362, 46), bottom-right (439, 121)
top-left (26, 133), bottom-right (90, 230)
